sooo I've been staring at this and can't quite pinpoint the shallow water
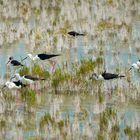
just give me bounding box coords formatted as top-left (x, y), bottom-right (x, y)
top-left (0, 0), bottom-right (140, 139)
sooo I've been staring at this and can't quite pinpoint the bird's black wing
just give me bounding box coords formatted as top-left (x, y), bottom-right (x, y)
top-left (68, 31), bottom-right (77, 36)
top-left (68, 31), bottom-right (85, 36)
top-left (13, 80), bottom-right (26, 87)
top-left (24, 75), bottom-right (39, 81)
top-left (38, 53), bottom-right (60, 60)
top-left (102, 73), bottom-right (119, 80)
top-left (11, 60), bottom-right (23, 66)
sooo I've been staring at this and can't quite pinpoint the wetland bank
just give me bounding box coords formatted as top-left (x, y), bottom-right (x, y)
top-left (0, 0), bottom-right (140, 139)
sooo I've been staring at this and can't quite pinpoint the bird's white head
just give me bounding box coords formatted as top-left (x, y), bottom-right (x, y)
top-left (129, 63), bottom-right (139, 71)
top-left (90, 73), bottom-right (98, 80)
top-left (27, 54), bottom-right (33, 59)
top-left (90, 73), bottom-right (104, 80)
top-left (7, 56), bottom-right (14, 64)
top-left (27, 53), bottom-right (38, 61)
top-left (137, 60), bottom-right (140, 67)
top-left (132, 63), bottom-right (139, 69)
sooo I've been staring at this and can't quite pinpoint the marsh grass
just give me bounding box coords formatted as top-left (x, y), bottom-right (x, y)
top-left (76, 59), bottom-right (96, 77)
top-left (39, 113), bottom-right (54, 130)
top-left (124, 126), bottom-right (140, 139)
top-left (110, 124), bottom-right (120, 139)
top-left (0, 0), bottom-right (140, 139)
top-left (32, 64), bottom-right (50, 79)
top-left (3, 91), bottom-right (15, 102)
top-left (50, 58), bottom-right (102, 92)
top-left (21, 88), bottom-right (36, 107)
top-left (0, 119), bottom-right (6, 130)
top-left (96, 20), bottom-right (132, 33)
top-left (19, 66), bottom-right (30, 76)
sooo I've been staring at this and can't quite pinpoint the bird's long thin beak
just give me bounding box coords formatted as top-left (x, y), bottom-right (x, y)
top-left (10, 75), bottom-right (16, 81)
top-left (128, 67), bottom-right (132, 71)
top-left (2, 85), bottom-right (6, 90)
top-left (7, 60), bottom-right (10, 64)
top-left (22, 56), bottom-right (28, 61)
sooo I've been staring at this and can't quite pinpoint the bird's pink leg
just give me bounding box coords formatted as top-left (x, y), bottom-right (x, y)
top-left (48, 60), bottom-right (57, 73)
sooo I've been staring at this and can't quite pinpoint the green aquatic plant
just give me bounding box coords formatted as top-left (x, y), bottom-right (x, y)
top-left (98, 92), bottom-right (104, 103)
top-left (76, 59), bottom-right (96, 77)
top-left (47, 29), bottom-right (54, 35)
top-left (3, 91), bottom-right (15, 102)
top-left (124, 126), bottom-right (140, 139)
top-left (110, 124), bottom-right (120, 139)
top-left (53, 36), bottom-right (58, 45)
top-left (96, 20), bottom-right (132, 33)
top-left (16, 122), bottom-right (23, 128)
top-left (32, 64), bottom-right (50, 79)
top-left (21, 88), bottom-right (36, 107)
top-left (57, 120), bottom-right (64, 129)
top-left (111, 124), bottom-right (120, 133)
top-left (107, 0), bottom-right (113, 5)
top-left (124, 126), bottom-right (132, 136)
top-left (39, 113), bottom-right (54, 130)
top-left (0, 119), bottom-right (6, 129)
top-left (96, 20), bottom-right (114, 31)
top-left (99, 112), bottom-right (108, 131)
top-left (95, 57), bottom-right (104, 65)
top-left (19, 66), bottom-right (30, 76)
top-left (51, 68), bottom-right (71, 91)
top-left (96, 132), bottom-right (104, 140)
top-left (33, 8), bottom-right (41, 16)
top-left (59, 27), bottom-right (68, 35)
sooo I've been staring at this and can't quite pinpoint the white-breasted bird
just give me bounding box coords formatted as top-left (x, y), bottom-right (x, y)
top-left (2, 80), bottom-right (26, 89)
top-left (11, 73), bottom-right (45, 84)
top-left (90, 71), bottom-right (125, 80)
top-left (7, 56), bottom-right (24, 67)
top-left (129, 60), bottom-right (140, 71)
top-left (22, 53), bottom-right (60, 61)
top-left (136, 60), bottom-right (140, 67)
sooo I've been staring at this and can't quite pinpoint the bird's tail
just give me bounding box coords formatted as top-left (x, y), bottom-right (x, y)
top-left (119, 75), bottom-right (125, 78)
top-left (50, 54), bottom-right (60, 58)
top-left (78, 33), bottom-right (85, 36)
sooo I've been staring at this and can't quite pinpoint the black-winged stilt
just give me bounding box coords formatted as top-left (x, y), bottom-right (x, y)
top-left (2, 80), bottom-right (26, 89)
top-left (90, 71), bottom-right (125, 80)
top-left (68, 31), bottom-right (85, 37)
top-left (7, 56), bottom-right (24, 67)
top-left (129, 60), bottom-right (140, 71)
top-left (11, 73), bottom-right (45, 84)
top-left (22, 53), bottom-right (60, 61)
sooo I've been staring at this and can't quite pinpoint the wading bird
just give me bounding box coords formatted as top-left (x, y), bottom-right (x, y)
top-left (129, 60), bottom-right (140, 71)
top-left (90, 71), bottom-right (125, 80)
top-left (7, 56), bottom-right (24, 67)
top-left (68, 31), bottom-right (85, 37)
top-left (11, 73), bottom-right (45, 84)
top-left (22, 53), bottom-right (60, 61)
top-left (2, 80), bottom-right (26, 89)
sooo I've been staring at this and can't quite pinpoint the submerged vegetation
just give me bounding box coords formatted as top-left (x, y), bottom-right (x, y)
top-left (1, 56), bottom-right (140, 139)
top-left (0, 0), bottom-right (140, 139)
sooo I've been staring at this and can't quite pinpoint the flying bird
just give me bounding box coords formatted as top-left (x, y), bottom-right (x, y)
top-left (90, 71), bottom-right (125, 80)
top-left (68, 31), bottom-right (85, 37)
